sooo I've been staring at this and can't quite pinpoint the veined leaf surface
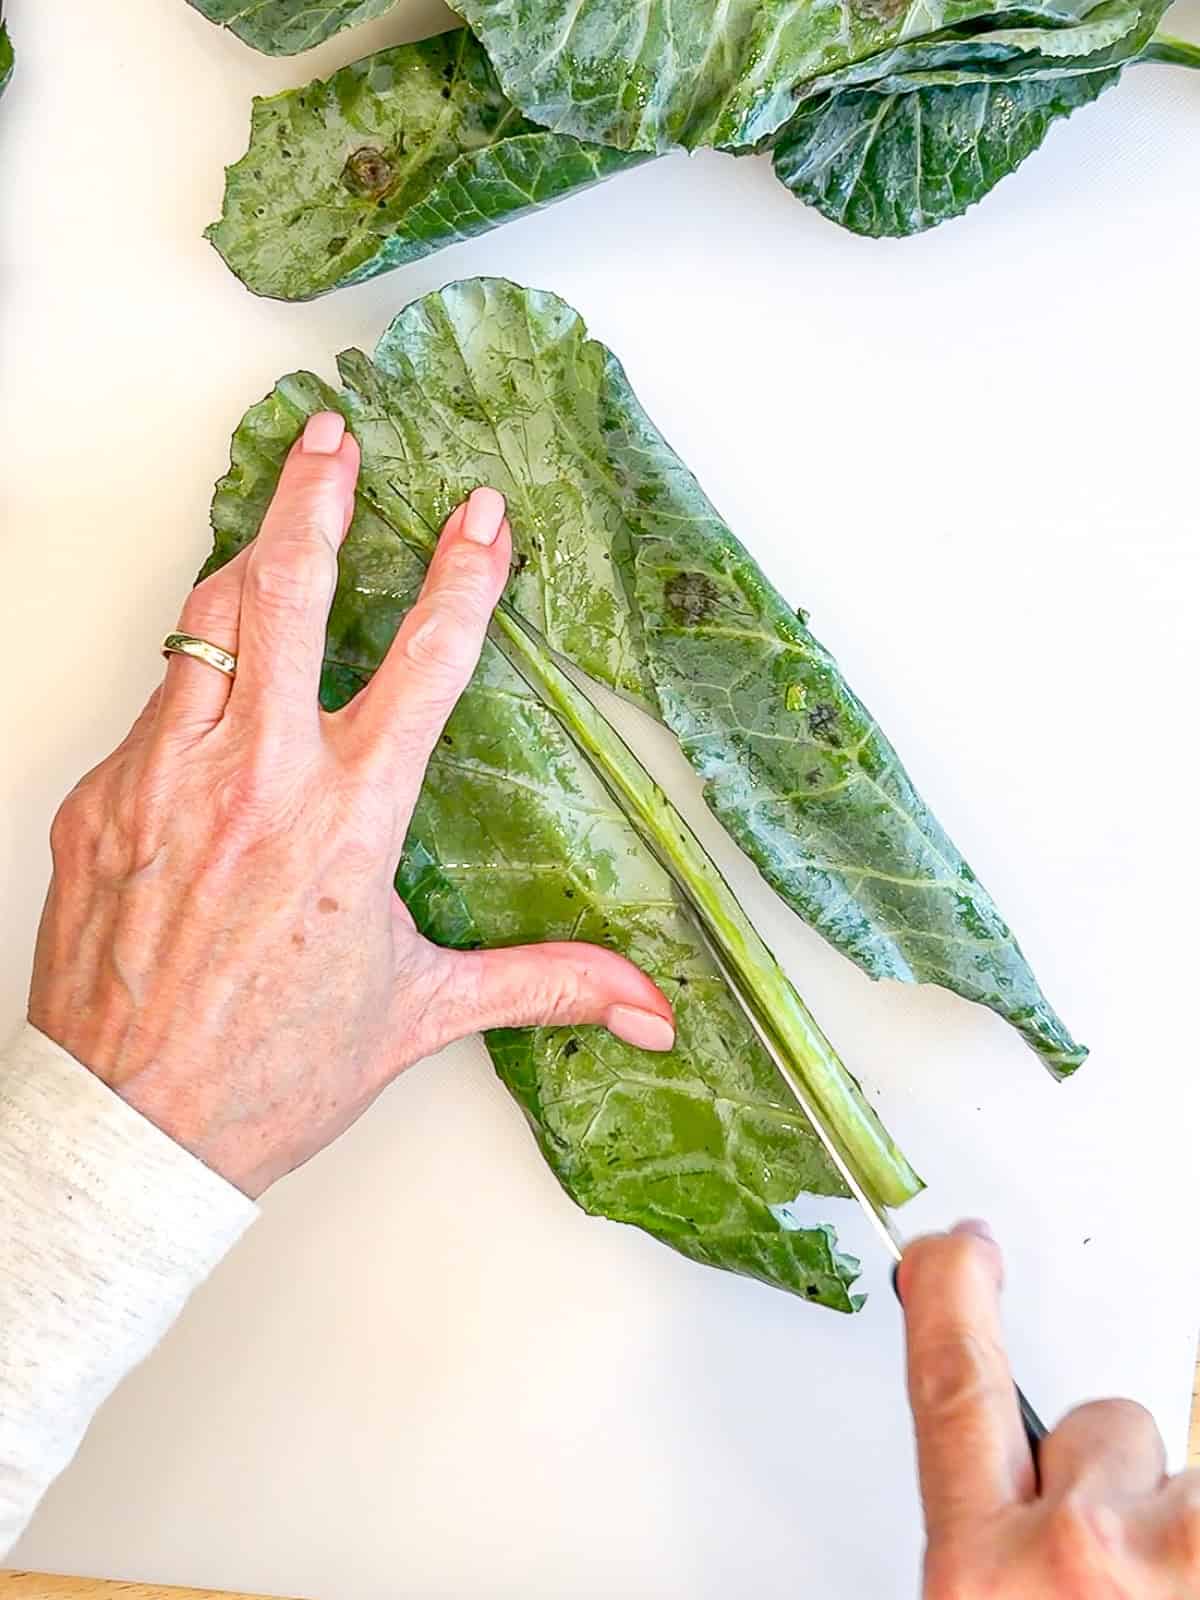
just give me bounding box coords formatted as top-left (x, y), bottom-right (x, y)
top-left (773, 72), bottom-right (1120, 236)
top-left (205, 371), bottom-right (877, 1310)
top-left (204, 275), bottom-right (1090, 1296)
top-left (186, 0), bottom-right (399, 55)
top-left (329, 278), bottom-right (1083, 1074)
top-left (768, 0), bottom-right (1172, 234)
top-left (454, 0), bottom-right (1111, 151)
top-left (208, 31), bottom-right (646, 301)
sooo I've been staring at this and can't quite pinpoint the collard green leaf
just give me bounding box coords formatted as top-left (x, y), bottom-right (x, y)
top-left (453, 0), bottom-right (1107, 152)
top-left (327, 278), bottom-right (1083, 1075)
top-left (767, 0), bottom-right (1170, 234)
top-left (186, 0), bottom-right (399, 55)
top-left (207, 31), bottom-right (646, 301)
top-left (772, 71), bottom-right (1120, 237)
top-left (203, 274), bottom-right (1091, 1294)
top-left (789, 0), bottom-right (1154, 100)
top-left (0, 23), bottom-right (13, 99)
top-left (205, 372), bottom-right (873, 1310)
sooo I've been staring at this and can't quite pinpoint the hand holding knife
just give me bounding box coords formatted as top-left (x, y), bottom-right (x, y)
top-left (694, 922), bottom-right (1049, 1470)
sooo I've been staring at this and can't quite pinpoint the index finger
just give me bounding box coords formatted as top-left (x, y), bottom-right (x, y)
top-left (899, 1224), bottom-right (1035, 1535)
top-left (231, 411), bottom-right (359, 726)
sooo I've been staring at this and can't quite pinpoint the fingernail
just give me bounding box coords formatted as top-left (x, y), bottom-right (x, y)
top-left (302, 412), bottom-right (346, 455)
top-left (605, 1005), bottom-right (675, 1053)
top-left (953, 1218), bottom-right (996, 1244)
top-left (461, 486), bottom-right (506, 546)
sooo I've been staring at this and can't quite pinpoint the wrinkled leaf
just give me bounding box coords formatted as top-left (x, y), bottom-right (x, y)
top-left (205, 372), bottom-right (875, 1310)
top-left (772, 72), bottom-right (1120, 236)
top-left (789, 0), bottom-right (1154, 99)
top-left (300, 306), bottom-right (926, 1209)
top-left (453, 0), bottom-right (1108, 152)
top-left (202, 274), bottom-right (1090, 1297)
top-left (329, 278), bottom-right (1083, 1074)
top-left (208, 31), bottom-right (646, 301)
top-left (186, 0), bottom-right (399, 55)
top-left (768, 0), bottom-right (1172, 234)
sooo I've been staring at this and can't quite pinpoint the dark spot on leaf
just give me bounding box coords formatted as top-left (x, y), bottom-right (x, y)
top-left (677, 974), bottom-right (688, 987)
top-left (564, 1039), bottom-right (580, 1057)
top-left (513, 552), bottom-right (529, 574)
top-left (849, 0), bottom-right (908, 19)
top-left (805, 768), bottom-right (822, 787)
top-left (795, 605), bottom-right (810, 625)
top-left (564, 888), bottom-right (575, 899)
top-left (441, 85), bottom-right (452, 99)
top-left (665, 570), bottom-right (720, 625)
top-left (342, 146), bottom-right (393, 199)
top-left (807, 703), bottom-right (841, 747)
top-left (804, 1284), bottom-right (821, 1299)
top-left (326, 236), bottom-right (347, 257)
top-left (441, 733), bottom-right (453, 746)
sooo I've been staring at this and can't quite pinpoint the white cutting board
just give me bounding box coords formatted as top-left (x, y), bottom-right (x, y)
top-left (2, 2), bottom-right (1198, 1595)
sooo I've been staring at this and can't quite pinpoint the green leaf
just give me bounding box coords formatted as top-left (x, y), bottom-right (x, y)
top-left (454, 0), bottom-right (1111, 152)
top-left (767, 0), bottom-right (1171, 235)
top-left (207, 31), bottom-right (646, 302)
top-left (0, 22), bottom-right (13, 99)
top-left (205, 372), bottom-right (884, 1311)
top-left (772, 71), bottom-right (1121, 237)
top-left (335, 278), bottom-right (1083, 1075)
top-left (789, 0), bottom-right (1154, 99)
top-left (202, 274), bottom-right (1090, 1292)
top-left (186, 0), bottom-right (400, 55)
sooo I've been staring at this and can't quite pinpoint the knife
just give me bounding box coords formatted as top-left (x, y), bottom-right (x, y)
top-left (689, 917), bottom-right (1049, 1470)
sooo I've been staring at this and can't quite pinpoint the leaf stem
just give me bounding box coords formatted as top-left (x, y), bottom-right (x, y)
top-left (492, 604), bottom-right (924, 1210)
top-left (1142, 32), bottom-right (1200, 68)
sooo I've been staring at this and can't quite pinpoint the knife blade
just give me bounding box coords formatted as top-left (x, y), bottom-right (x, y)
top-left (687, 909), bottom-right (1048, 1466)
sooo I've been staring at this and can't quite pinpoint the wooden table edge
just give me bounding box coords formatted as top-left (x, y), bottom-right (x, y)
top-left (0, 1578), bottom-right (304, 1598)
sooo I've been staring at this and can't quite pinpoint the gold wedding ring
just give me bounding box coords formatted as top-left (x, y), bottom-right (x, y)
top-left (162, 631), bottom-right (238, 678)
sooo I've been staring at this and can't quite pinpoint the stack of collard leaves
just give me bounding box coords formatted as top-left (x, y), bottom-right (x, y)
top-left (194, 0), bottom-right (1200, 295)
top-left (205, 276), bottom-right (1084, 1309)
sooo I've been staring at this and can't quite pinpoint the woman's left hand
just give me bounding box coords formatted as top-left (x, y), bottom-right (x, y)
top-left (28, 412), bottom-right (675, 1197)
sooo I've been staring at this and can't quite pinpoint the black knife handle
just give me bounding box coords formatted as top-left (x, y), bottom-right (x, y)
top-left (892, 1266), bottom-right (1047, 1476)
top-left (1015, 1384), bottom-right (1048, 1467)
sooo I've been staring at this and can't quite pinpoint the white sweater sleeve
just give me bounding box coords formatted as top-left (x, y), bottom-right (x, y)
top-left (0, 1022), bottom-right (258, 1556)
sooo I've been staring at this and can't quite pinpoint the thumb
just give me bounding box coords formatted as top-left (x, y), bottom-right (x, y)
top-left (417, 941), bottom-right (676, 1054)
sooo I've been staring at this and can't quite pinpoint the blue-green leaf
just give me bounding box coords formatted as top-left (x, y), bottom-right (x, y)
top-left (454, 0), bottom-right (1112, 151)
top-left (773, 72), bottom-right (1120, 236)
top-left (186, 0), bottom-right (399, 55)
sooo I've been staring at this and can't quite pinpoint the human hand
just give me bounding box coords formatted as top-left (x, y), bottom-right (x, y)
top-left (29, 412), bottom-right (674, 1198)
top-left (900, 1223), bottom-right (1200, 1597)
